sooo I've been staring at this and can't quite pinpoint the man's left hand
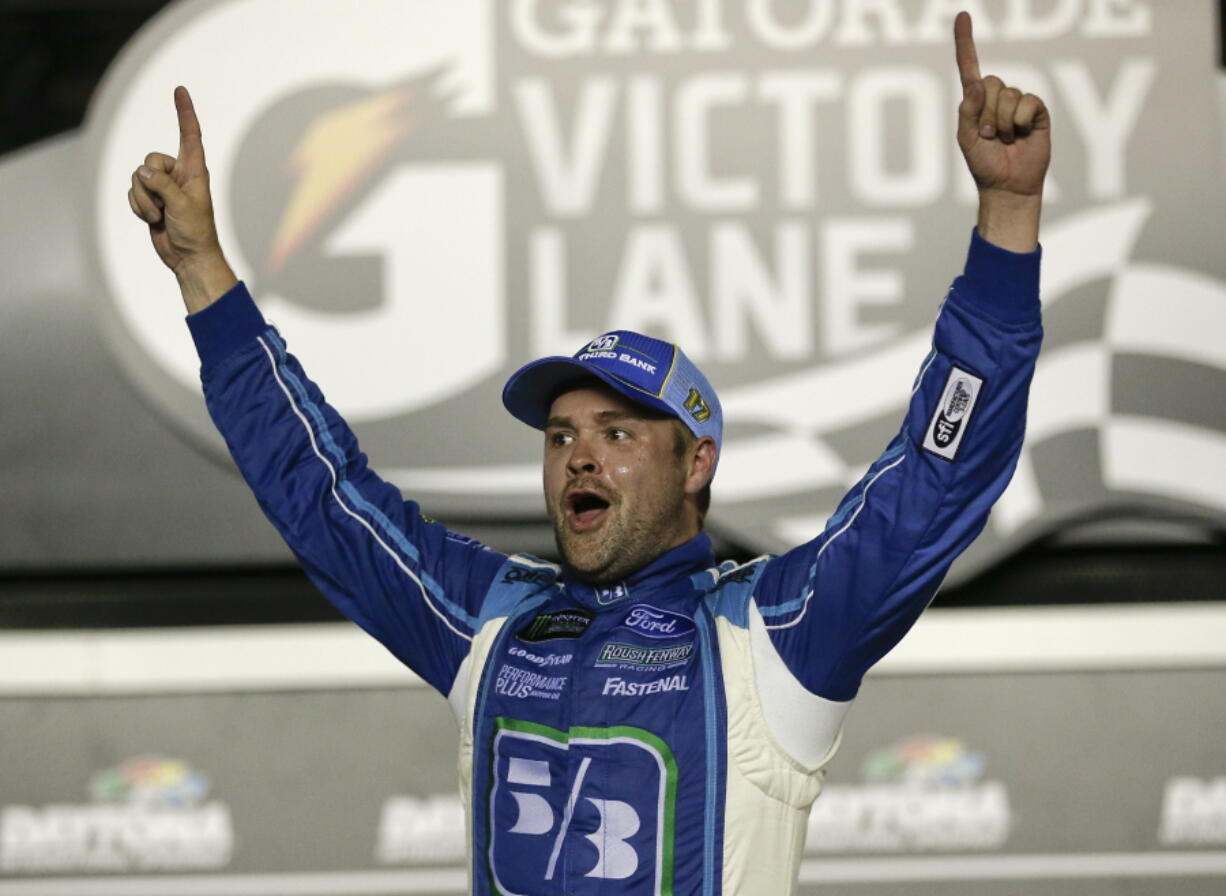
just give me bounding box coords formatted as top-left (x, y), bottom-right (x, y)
top-left (955, 11), bottom-right (1051, 198)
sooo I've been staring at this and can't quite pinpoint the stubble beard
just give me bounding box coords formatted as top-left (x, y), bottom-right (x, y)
top-left (551, 487), bottom-right (688, 585)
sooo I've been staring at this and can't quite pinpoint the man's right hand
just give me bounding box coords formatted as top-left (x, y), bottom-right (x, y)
top-left (128, 86), bottom-right (236, 312)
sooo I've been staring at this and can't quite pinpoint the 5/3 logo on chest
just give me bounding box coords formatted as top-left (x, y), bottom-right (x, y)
top-left (489, 718), bottom-right (677, 895)
top-left (620, 605), bottom-right (694, 640)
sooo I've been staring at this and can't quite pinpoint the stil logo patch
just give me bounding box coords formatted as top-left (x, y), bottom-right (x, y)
top-left (922, 365), bottom-right (984, 462)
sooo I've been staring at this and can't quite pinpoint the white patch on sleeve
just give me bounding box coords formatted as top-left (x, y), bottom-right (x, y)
top-left (748, 602), bottom-right (852, 771)
top-left (447, 651), bottom-right (474, 724)
top-left (449, 617), bottom-right (512, 727)
top-left (921, 365), bottom-right (984, 462)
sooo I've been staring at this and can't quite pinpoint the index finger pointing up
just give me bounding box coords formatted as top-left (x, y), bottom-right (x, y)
top-left (954, 11), bottom-right (981, 89)
top-left (175, 85), bottom-right (205, 167)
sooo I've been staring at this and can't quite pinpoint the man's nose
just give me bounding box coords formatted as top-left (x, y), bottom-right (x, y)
top-left (567, 434), bottom-right (601, 475)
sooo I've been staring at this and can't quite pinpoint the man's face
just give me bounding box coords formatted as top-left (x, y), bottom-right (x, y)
top-left (543, 384), bottom-right (695, 584)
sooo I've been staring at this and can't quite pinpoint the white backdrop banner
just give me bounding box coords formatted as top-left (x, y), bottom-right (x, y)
top-left (79, 0), bottom-right (1226, 575)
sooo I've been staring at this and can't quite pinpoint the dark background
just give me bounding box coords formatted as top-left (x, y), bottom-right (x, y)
top-left (3, 0), bottom-right (1223, 157)
top-left (2, 0), bottom-right (1224, 628)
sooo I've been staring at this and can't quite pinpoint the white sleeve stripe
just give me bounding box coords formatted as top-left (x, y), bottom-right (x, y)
top-left (255, 337), bottom-right (472, 642)
top-left (509, 554), bottom-right (561, 571)
top-left (764, 452), bottom-right (907, 631)
top-left (765, 331), bottom-right (936, 632)
top-left (912, 344), bottom-right (938, 395)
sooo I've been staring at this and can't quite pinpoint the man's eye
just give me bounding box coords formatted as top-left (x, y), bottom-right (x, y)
top-left (608, 428), bottom-right (630, 441)
top-left (548, 432), bottom-right (572, 446)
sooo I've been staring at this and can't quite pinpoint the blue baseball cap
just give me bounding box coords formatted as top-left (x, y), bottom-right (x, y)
top-left (502, 330), bottom-right (723, 452)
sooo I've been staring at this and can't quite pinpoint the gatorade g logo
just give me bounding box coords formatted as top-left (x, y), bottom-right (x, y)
top-left (922, 366), bottom-right (984, 462)
top-left (88, 0), bottom-right (501, 456)
top-left (490, 718), bottom-right (676, 895)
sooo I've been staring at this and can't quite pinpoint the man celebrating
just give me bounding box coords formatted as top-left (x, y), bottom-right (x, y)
top-left (129, 12), bottom-right (1046, 895)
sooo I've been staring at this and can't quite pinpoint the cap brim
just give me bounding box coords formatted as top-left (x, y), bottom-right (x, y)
top-left (502, 357), bottom-right (679, 430)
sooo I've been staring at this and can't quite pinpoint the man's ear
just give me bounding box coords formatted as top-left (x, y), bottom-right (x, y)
top-left (685, 436), bottom-right (718, 495)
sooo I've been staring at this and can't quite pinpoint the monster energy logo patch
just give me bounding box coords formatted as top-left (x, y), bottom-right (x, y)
top-left (596, 641), bottom-right (694, 669)
top-left (516, 609), bottom-right (593, 643)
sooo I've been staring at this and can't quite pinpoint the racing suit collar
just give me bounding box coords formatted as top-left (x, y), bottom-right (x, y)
top-left (563, 532), bottom-right (716, 612)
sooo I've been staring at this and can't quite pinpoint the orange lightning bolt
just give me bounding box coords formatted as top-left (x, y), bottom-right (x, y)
top-left (265, 85), bottom-right (415, 275)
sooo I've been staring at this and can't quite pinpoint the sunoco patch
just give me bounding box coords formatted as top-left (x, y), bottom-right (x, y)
top-left (922, 365), bottom-right (984, 462)
top-left (517, 608), bottom-right (594, 643)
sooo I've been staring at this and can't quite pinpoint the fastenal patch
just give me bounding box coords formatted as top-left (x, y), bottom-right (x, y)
top-left (516, 609), bottom-right (593, 643)
top-left (602, 675), bottom-right (689, 697)
top-left (595, 641), bottom-right (694, 670)
top-left (922, 365), bottom-right (985, 462)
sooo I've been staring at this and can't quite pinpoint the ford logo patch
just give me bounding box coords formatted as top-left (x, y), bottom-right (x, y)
top-left (620, 605), bottom-right (695, 640)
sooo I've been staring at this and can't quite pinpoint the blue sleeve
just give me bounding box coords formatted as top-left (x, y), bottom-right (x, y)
top-left (754, 230), bottom-right (1043, 701)
top-left (187, 282), bottom-right (506, 695)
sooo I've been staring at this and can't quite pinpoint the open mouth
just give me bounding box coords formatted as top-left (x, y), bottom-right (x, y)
top-left (566, 490), bottom-right (611, 531)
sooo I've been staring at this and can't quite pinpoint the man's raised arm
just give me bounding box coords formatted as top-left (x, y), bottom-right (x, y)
top-left (128, 88), bottom-right (508, 697)
top-left (746, 12), bottom-right (1049, 749)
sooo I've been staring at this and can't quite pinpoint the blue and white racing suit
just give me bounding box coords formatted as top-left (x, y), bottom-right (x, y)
top-left (187, 230), bottom-right (1042, 895)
